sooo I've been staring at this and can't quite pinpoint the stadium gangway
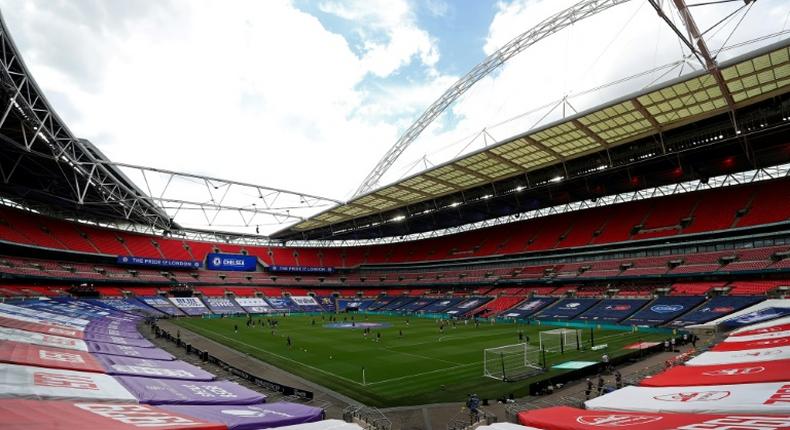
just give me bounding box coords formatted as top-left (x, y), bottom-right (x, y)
top-left (303, 398), bottom-right (332, 411)
top-left (266, 392), bottom-right (331, 412)
top-left (446, 407), bottom-right (497, 430)
top-left (527, 398), bottom-right (558, 409)
top-left (271, 393), bottom-right (310, 404)
top-left (559, 394), bottom-right (586, 409)
top-left (623, 362), bottom-right (668, 386)
top-left (504, 402), bottom-right (530, 423)
top-left (342, 405), bottom-right (392, 430)
top-left (504, 394), bottom-right (586, 421)
top-left (504, 399), bottom-right (546, 420)
top-left (341, 405), bottom-right (362, 421)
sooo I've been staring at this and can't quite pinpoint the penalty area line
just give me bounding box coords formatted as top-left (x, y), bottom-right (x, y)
top-left (364, 361), bottom-right (480, 387)
top-left (183, 324), bottom-right (367, 387)
top-left (380, 346), bottom-right (463, 366)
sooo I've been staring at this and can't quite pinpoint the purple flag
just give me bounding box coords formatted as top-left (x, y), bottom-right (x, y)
top-left (85, 328), bottom-right (143, 339)
top-left (84, 328), bottom-right (144, 339)
top-left (83, 333), bottom-right (154, 348)
top-left (84, 323), bottom-right (144, 338)
top-left (96, 355), bottom-right (215, 380)
top-left (88, 342), bottom-right (174, 361)
top-left (159, 403), bottom-right (324, 430)
top-left (116, 376), bottom-right (265, 405)
top-left (86, 320), bottom-right (139, 331)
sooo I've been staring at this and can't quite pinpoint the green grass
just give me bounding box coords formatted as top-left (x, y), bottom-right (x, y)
top-left (173, 314), bottom-right (666, 407)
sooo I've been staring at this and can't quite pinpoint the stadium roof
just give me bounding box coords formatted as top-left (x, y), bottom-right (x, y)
top-left (0, 11), bottom-right (343, 235)
top-left (274, 38), bottom-right (790, 239)
top-left (0, 13), bottom-right (174, 230)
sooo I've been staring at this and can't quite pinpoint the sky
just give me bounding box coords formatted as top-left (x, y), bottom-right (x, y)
top-left (0, 0), bottom-right (788, 235)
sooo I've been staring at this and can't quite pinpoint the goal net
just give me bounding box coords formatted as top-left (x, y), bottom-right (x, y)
top-left (539, 328), bottom-right (583, 353)
top-left (483, 343), bottom-right (543, 381)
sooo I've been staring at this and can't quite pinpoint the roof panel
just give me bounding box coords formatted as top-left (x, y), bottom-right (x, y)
top-left (370, 198), bottom-right (401, 211)
top-left (724, 47), bottom-right (789, 104)
top-left (479, 164), bottom-right (519, 178)
top-left (422, 182), bottom-right (454, 194)
top-left (400, 176), bottom-right (427, 188)
top-left (282, 41), bottom-right (790, 236)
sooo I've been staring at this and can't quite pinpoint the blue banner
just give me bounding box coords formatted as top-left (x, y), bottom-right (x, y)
top-left (719, 307), bottom-right (790, 330)
top-left (535, 298), bottom-right (599, 320)
top-left (117, 255), bottom-right (201, 270)
top-left (267, 265), bottom-right (335, 274)
top-left (205, 253), bottom-right (257, 271)
top-left (670, 296), bottom-right (765, 326)
top-left (577, 298), bottom-right (648, 322)
top-left (625, 296), bottom-right (706, 326)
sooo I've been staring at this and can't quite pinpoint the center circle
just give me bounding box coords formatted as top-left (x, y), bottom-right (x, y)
top-left (323, 322), bottom-right (391, 329)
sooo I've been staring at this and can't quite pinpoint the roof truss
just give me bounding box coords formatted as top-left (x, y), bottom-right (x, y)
top-left (285, 40), bottom-right (790, 233)
top-left (0, 14), bottom-right (173, 230)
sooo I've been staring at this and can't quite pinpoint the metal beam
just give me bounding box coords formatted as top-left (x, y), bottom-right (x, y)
top-left (571, 119), bottom-right (610, 149)
top-left (0, 12), bottom-right (174, 231)
top-left (450, 163), bottom-right (492, 182)
top-left (483, 150), bottom-right (527, 171)
top-left (347, 202), bottom-right (381, 212)
top-left (391, 183), bottom-right (432, 199)
top-left (671, 0), bottom-right (741, 117)
top-left (521, 136), bottom-right (567, 162)
top-left (630, 98), bottom-right (662, 130)
top-left (421, 174), bottom-right (462, 192)
top-left (368, 191), bottom-right (407, 206)
top-left (353, 0), bottom-right (633, 197)
top-left (106, 162), bottom-right (342, 205)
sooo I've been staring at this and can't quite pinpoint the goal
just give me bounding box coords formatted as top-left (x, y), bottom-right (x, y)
top-left (539, 328), bottom-right (583, 353)
top-left (483, 343), bottom-right (543, 381)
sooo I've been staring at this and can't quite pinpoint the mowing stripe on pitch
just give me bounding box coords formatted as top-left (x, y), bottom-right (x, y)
top-left (183, 322), bottom-right (367, 387)
top-left (379, 346), bottom-right (464, 366)
top-left (365, 361), bottom-right (481, 386)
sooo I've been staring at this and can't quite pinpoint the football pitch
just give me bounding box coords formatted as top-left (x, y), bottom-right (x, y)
top-left (173, 314), bottom-right (667, 407)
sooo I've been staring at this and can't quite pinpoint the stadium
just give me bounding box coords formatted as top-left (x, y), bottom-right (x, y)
top-left (0, 1), bottom-right (788, 429)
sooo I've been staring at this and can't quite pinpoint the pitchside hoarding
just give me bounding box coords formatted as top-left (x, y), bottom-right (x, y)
top-left (205, 253), bottom-right (257, 271)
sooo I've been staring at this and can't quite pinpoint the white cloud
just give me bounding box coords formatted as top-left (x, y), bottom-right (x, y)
top-left (424, 0), bottom-right (450, 18)
top-left (318, 0), bottom-right (439, 77)
top-left (385, 0), bottom-right (790, 183)
top-left (1, 0), bottom-right (786, 234)
top-left (0, 0), bottom-right (449, 205)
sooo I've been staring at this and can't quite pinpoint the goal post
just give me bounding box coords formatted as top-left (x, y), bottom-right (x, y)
top-left (483, 342), bottom-right (542, 381)
top-left (539, 328), bottom-right (583, 354)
